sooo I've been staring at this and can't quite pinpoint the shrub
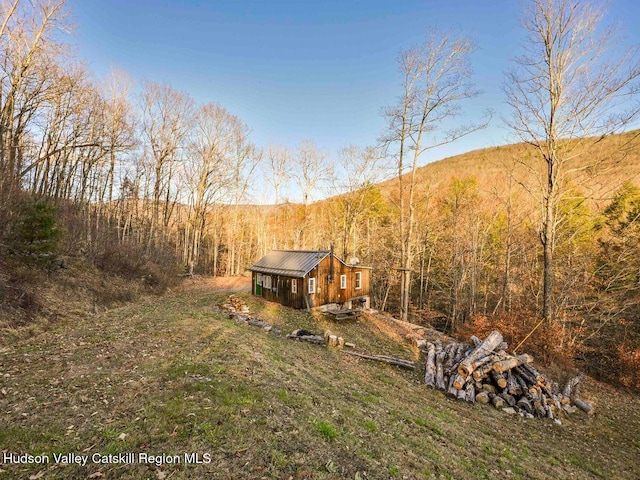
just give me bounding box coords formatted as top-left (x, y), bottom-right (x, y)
top-left (616, 343), bottom-right (640, 390)
top-left (94, 243), bottom-right (179, 293)
top-left (6, 199), bottom-right (61, 268)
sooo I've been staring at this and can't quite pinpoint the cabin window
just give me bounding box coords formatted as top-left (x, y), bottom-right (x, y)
top-left (291, 279), bottom-right (297, 293)
top-left (355, 272), bottom-right (362, 290)
top-left (340, 274), bottom-right (347, 289)
top-left (308, 277), bottom-right (316, 294)
top-left (264, 275), bottom-right (272, 289)
top-left (256, 273), bottom-right (262, 285)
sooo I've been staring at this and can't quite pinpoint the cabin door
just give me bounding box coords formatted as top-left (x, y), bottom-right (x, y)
top-left (255, 273), bottom-right (262, 295)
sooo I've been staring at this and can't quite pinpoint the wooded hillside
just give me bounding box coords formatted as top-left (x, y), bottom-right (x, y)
top-left (0, 0), bottom-right (639, 389)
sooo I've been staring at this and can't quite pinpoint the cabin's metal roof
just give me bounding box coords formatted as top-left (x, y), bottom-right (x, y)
top-left (248, 250), bottom-right (331, 278)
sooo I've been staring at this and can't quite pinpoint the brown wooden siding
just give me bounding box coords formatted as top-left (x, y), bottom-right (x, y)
top-left (252, 254), bottom-right (370, 309)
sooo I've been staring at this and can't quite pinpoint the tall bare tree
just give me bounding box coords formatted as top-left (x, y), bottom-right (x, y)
top-left (225, 115), bottom-right (259, 275)
top-left (291, 140), bottom-right (332, 248)
top-left (140, 81), bottom-right (194, 246)
top-left (383, 30), bottom-right (487, 321)
top-left (265, 144), bottom-right (291, 205)
top-left (0, 0), bottom-right (68, 200)
top-left (181, 103), bottom-right (236, 271)
top-left (333, 144), bottom-right (382, 260)
top-left (100, 69), bottom-right (136, 206)
top-left (504, 0), bottom-right (640, 323)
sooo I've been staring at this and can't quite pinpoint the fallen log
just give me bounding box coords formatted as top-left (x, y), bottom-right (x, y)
top-left (342, 350), bottom-right (415, 370)
top-left (499, 392), bottom-right (516, 407)
top-left (493, 353), bottom-right (534, 373)
top-left (435, 350), bottom-right (446, 390)
top-left (465, 381), bottom-right (476, 403)
top-left (458, 331), bottom-right (504, 377)
top-left (516, 396), bottom-right (532, 414)
top-left (450, 343), bottom-right (471, 372)
top-left (453, 373), bottom-right (468, 390)
top-left (457, 387), bottom-right (467, 401)
top-left (413, 338), bottom-right (428, 349)
top-left (443, 343), bottom-right (461, 372)
top-left (572, 397), bottom-right (594, 415)
top-left (446, 375), bottom-right (458, 397)
top-left (491, 370), bottom-right (508, 389)
top-left (521, 363), bottom-right (546, 384)
top-left (471, 360), bottom-right (497, 381)
top-left (506, 371), bottom-right (522, 396)
top-left (476, 390), bottom-right (490, 404)
top-left (286, 334), bottom-right (325, 345)
top-left (514, 365), bottom-right (538, 386)
top-left (248, 319), bottom-right (269, 328)
top-left (515, 374), bottom-right (531, 394)
top-left (562, 373), bottom-right (584, 402)
top-left (490, 393), bottom-right (506, 409)
top-left (482, 383), bottom-right (497, 394)
top-left (424, 343), bottom-right (437, 388)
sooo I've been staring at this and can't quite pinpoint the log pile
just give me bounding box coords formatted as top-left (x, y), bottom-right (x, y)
top-left (424, 331), bottom-right (594, 419)
top-left (220, 295), bottom-right (282, 336)
top-left (220, 294), bottom-right (251, 314)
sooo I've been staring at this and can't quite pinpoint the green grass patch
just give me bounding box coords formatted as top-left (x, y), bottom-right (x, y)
top-left (363, 420), bottom-right (378, 432)
top-left (314, 420), bottom-right (338, 440)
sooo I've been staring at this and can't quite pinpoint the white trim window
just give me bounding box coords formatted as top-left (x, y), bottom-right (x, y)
top-left (291, 279), bottom-right (297, 294)
top-left (264, 275), bottom-right (272, 289)
top-left (308, 277), bottom-right (316, 294)
top-left (256, 273), bottom-right (262, 286)
top-left (340, 274), bottom-right (347, 290)
top-left (355, 272), bottom-right (362, 290)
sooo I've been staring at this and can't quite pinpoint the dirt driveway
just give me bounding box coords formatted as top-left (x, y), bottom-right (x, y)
top-left (179, 275), bottom-right (252, 293)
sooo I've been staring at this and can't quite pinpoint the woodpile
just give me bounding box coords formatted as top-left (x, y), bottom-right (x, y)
top-left (220, 294), bottom-right (251, 314)
top-left (424, 331), bottom-right (594, 419)
top-left (221, 295), bottom-right (282, 336)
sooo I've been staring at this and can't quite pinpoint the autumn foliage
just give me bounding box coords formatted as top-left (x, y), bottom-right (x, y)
top-left (455, 312), bottom-right (577, 372)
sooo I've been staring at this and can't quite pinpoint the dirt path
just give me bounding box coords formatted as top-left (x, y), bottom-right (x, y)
top-left (178, 275), bottom-right (251, 293)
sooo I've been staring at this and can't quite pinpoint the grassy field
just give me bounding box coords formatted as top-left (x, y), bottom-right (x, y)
top-left (1, 280), bottom-right (639, 479)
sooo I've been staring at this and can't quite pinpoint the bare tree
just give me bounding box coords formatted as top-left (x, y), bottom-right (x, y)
top-left (504, 0), bottom-right (640, 323)
top-left (140, 81), bottom-right (194, 245)
top-left (181, 103), bottom-right (236, 272)
top-left (100, 69), bottom-right (136, 205)
top-left (0, 0), bottom-right (69, 200)
top-left (265, 144), bottom-right (291, 205)
top-left (291, 140), bottom-right (332, 247)
top-left (225, 116), bottom-right (259, 275)
top-left (383, 30), bottom-right (487, 321)
top-left (333, 144), bottom-right (382, 260)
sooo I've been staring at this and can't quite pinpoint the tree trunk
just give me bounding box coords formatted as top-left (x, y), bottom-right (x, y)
top-left (458, 331), bottom-right (504, 377)
top-left (424, 342), bottom-right (437, 388)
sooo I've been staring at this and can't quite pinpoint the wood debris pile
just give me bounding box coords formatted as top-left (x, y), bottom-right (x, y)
top-left (424, 330), bottom-right (594, 419)
top-left (220, 294), bottom-right (251, 314)
top-left (286, 329), bottom-right (354, 349)
top-left (220, 295), bottom-right (282, 336)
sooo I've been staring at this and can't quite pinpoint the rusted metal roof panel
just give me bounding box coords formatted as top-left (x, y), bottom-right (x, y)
top-left (248, 250), bottom-right (330, 278)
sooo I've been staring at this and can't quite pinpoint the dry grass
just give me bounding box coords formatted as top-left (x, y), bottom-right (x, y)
top-left (1, 286), bottom-right (639, 479)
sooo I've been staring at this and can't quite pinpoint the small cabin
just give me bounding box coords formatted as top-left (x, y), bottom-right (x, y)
top-left (248, 249), bottom-right (371, 310)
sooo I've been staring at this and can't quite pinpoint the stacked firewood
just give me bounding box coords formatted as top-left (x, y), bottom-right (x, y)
top-left (423, 331), bottom-right (594, 419)
top-left (220, 294), bottom-right (251, 314)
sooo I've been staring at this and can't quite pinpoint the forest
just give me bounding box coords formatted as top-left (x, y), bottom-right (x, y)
top-left (0, 0), bottom-right (639, 389)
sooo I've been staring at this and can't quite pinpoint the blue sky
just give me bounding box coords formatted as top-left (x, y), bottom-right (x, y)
top-left (66, 0), bottom-right (640, 169)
